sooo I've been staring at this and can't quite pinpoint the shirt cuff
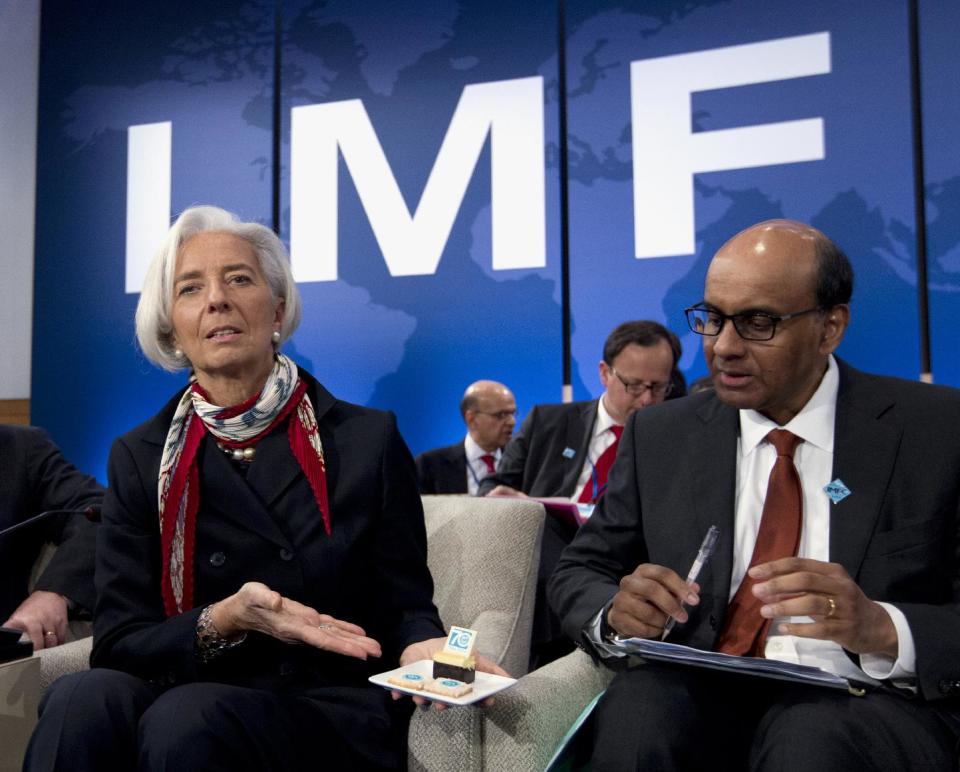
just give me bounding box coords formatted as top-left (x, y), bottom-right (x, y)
top-left (858, 602), bottom-right (916, 681)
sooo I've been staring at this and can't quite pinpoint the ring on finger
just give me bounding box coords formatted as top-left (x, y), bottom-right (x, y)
top-left (44, 630), bottom-right (57, 638)
top-left (825, 596), bottom-right (837, 619)
top-left (317, 623), bottom-right (335, 630)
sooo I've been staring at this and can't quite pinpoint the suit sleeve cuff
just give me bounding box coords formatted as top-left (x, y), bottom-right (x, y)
top-left (584, 602), bottom-right (627, 659)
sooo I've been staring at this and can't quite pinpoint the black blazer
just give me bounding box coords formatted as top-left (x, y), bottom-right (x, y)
top-left (478, 400), bottom-right (598, 497)
top-left (92, 372), bottom-right (444, 713)
top-left (0, 425), bottom-right (102, 621)
top-left (415, 442), bottom-right (468, 494)
top-left (550, 361), bottom-right (960, 703)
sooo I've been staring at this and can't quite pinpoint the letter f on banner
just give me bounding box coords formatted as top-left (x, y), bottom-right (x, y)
top-left (631, 32), bottom-right (831, 259)
top-left (290, 76), bottom-right (545, 281)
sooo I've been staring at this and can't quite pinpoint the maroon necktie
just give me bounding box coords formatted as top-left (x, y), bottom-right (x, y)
top-left (716, 429), bottom-right (803, 656)
top-left (578, 425), bottom-right (623, 503)
top-left (479, 454), bottom-right (496, 475)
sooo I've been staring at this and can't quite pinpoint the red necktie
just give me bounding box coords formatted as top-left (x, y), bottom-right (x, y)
top-left (479, 454), bottom-right (496, 475)
top-left (716, 429), bottom-right (803, 656)
top-left (578, 425), bottom-right (623, 503)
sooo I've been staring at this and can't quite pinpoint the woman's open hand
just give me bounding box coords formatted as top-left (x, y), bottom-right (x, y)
top-left (209, 581), bottom-right (382, 660)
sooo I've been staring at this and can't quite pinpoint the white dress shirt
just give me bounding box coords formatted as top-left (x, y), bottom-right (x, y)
top-left (464, 434), bottom-right (501, 496)
top-left (571, 396), bottom-right (621, 502)
top-left (735, 356), bottom-right (914, 683)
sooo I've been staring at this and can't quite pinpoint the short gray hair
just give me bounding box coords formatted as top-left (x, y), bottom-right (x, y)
top-left (135, 205), bottom-right (302, 371)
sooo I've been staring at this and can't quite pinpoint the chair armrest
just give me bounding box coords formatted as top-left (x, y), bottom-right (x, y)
top-left (34, 636), bottom-right (91, 692)
top-left (407, 702), bottom-right (485, 772)
top-left (482, 648), bottom-right (613, 771)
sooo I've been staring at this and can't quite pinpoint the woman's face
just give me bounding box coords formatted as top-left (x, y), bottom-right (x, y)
top-left (170, 232), bottom-right (283, 394)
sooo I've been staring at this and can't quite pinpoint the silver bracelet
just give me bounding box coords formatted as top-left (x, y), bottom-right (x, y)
top-left (196, 604), bottom-right (247, 663)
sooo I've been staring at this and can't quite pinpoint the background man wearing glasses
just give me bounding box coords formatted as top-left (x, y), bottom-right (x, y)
top-left (415, 380), bottom-right (517, 494)
top-left (480, 319), bottom-right (682, 666)
top-left (550, 220), bottom-right (960, 770)
top-left (479, 320), bottom-right (681, 502)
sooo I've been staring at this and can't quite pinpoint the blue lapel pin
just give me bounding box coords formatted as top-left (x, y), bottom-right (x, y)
top-left (823, 479), bottom-right (851, 504)
top-left (562, 447), bottom-right (576, 459)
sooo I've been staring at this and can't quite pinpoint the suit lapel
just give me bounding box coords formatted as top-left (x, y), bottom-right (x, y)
top-left (559, 401), bottom-right (598, 496)
top-left (691, 397), bottom-right (739, 607)
top-left (200, 437), bottom-right (291, 549)
top-left (244, 427), bottom-right (302, 508)
top-left (199, 372), bottom-right (339, 550)
top-left (244, 373), bottom-right (339, 507)
top-left (829, 365), bottom-right (900, 577)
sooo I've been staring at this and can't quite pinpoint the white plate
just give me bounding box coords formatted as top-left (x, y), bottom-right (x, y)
top-left (369, 659), bottom-right (517, 706)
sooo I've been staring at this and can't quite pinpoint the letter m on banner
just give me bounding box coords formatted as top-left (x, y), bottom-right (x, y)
top-left (290, 76), bottom-right (545, 281)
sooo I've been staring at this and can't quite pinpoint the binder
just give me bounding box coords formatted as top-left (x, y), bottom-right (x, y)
top-left (599, 637), bottom-right (877, 697)
top-left (530, 497), bottom-right (594, 527)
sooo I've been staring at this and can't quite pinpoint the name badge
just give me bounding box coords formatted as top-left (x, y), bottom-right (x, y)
top-left (823, 479), bottom-right (851, 504)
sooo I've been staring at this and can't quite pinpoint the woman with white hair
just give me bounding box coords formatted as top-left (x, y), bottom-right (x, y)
top-left (25, 206), bottom-right (503, 771)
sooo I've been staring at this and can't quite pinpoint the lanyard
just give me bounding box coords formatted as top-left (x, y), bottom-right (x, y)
top-left (587, 462), bottom-right (608, 503)
top-left (467, 459), bottom-right (487, 488)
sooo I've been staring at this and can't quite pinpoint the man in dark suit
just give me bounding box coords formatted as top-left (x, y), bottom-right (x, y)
top-left (478, 320), bottom-right (681, 501)
top-left (1, 424), bottom-right (102, 651)
top-left (415, 380), bottom-right (516, 495)
top-left (550, 220), bottom-right (960, 769)
top-left (480, 320), bottom-right (681, 667)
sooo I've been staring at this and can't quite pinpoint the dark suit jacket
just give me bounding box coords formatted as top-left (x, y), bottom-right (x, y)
top-left (415, 442), bottom-right (468, 494)
top-left (550, 361), bottom-right (960, 703)
top-left (478, 400), bottom-right (598, 497)
top-left (91, 372), bottom-right (444, 759)
top-left (0, 425), bottom-right (102, 622)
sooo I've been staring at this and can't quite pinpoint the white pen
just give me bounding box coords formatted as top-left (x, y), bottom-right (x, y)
top-left (661, 525), bottom-right (720, 641)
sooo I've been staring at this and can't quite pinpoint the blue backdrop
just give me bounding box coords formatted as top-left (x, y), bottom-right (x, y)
top-left (32, 0), bottom-right (954, 481)
top-left (921, 0), bottom-right (960, 388)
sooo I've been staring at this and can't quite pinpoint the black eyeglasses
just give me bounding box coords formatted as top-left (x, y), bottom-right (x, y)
top-left (610, 368), bottom-right (673, 398)
top-left (684, 305), bottom-right (823, 342)
top-left (475, 409), bottom-right (517, 421)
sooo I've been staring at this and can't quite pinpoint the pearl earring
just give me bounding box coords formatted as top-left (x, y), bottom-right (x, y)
top-left (174, 348), bottom-right (184, 359)
top-left (271, 331), bottom-right (281, 344)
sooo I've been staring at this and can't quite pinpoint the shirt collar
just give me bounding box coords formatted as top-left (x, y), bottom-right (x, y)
top-left (739, 355), bottom-right (839, 457)
top-left (464, 433), bottom-right (500, 462)
top-left (595, 394), bottom-right (620, 438)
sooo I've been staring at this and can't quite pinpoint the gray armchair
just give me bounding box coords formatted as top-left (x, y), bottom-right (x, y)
top-left (409, 496), bottom-right (613, 772)
top-left (408, 494), bottom-right (544, 770)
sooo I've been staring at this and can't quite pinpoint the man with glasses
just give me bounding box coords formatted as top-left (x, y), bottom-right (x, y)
top-left (480, 320), bottom-right (682, 667)
top-left (479, 320), bottom-right (681, 503)
top-left (415, 380), bottom-right (517, 494)
top-left (550, 220), bottom-right (960, 770)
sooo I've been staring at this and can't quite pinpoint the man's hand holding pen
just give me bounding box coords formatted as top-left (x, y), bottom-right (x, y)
top-left (607, 526), bottom-right (718, 641)
top-left (606, 564), bottom-right (702, 640)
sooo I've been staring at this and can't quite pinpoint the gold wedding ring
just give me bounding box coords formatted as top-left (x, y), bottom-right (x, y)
top-left (825, 596), bottom-right (837, 619)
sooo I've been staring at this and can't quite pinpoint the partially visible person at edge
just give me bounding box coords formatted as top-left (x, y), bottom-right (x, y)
top-left (0, 424), bottom-right (102, 651)
top-left (24, 205), bottom-right (505, 771)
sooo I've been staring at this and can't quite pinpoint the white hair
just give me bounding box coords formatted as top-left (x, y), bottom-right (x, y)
top-left (135, 205), bottom-right (302, 371)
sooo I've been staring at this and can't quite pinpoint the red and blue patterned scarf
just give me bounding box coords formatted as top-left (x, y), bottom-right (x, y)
top-left (157, 354), bottom-right (330, 616)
